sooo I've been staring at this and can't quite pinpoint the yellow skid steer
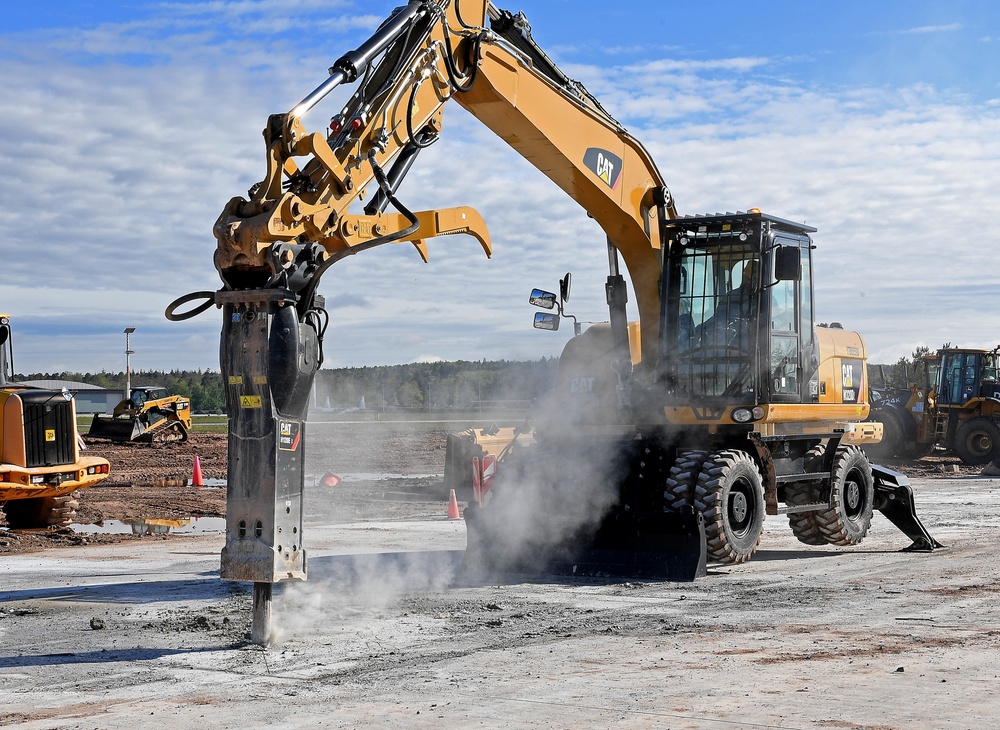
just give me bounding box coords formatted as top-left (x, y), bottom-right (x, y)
top-left (88, 386), bottom-right (191, 443)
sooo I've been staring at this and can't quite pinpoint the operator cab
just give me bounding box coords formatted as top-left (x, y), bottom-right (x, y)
top-left (936, 349), bottom-right (1000, 405)
top-left (129, 386), bottom-right (168, 408)
top-left (660, 211), bottom-right (816, 411)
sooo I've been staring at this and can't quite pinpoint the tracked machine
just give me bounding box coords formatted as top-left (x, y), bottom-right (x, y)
top-left (88, 386), bottom-right (192, 443)
top-left (0, 315), bottom-right (111, 528)
top-left (167, 0), bottom-right (938, 640)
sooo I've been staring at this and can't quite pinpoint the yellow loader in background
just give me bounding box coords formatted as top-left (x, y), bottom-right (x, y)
top-left (0, 314), bottom-right (111, 528)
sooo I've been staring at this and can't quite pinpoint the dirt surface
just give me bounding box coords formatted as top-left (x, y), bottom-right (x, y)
top-left (0, 421), bottom-right (455, 554)
top-left (2, 421), bottom-right (1000, 727)
top-left (2, 459), bottom-right (1000, 728)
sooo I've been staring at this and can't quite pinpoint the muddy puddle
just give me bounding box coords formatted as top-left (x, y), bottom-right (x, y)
top-left (70, 517), bottom-right (227, 536)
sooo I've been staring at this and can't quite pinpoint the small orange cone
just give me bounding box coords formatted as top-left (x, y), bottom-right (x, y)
top-left (191, 455), bottom-right (204, 488)
top-left (447, 488), bottom-right (461, 519)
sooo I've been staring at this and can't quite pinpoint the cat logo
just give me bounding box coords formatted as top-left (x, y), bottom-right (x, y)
top-left (583, 148), bottom-right (623, 190)
top-left (278, 420), bottom-right (301, 451)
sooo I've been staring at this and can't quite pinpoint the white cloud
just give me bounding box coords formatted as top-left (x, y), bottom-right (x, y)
top-left (889, 23), bottom-right (963, 36)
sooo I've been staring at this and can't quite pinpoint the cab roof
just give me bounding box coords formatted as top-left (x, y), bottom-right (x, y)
top-left (666, 211), bottom-right (817, 236)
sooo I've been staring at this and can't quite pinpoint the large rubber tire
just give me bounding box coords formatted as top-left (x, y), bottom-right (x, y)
top-left (954, 417), bottom-right (1000, 465)
top-left (2, 491), bottom-right (80, 529)
top-left (866, 409), bottom-right (904, 460)
top-left (785, 481), bottom-right (827, 545)
top-left (694, 450), bottom-right (765, 564)
top-left (814, 446), bottom-right (873, 546)
top-left (663, 450), bottom-right (709, 511)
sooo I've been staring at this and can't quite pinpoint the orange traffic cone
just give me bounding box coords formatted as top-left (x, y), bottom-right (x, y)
top-left (191, 455), bottom-right (204, 488)
top-left (447, 488), bottom-right (461, 519)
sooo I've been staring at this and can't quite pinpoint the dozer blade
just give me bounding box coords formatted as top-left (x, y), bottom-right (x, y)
top-left (571, 508), bottom-right (708, 580)
top-left (87, 415), bottom-right (144, 442)
top-left (872, 464), bottom-right (943, 552)
top-left (463, 504), bottom-right (707, 582)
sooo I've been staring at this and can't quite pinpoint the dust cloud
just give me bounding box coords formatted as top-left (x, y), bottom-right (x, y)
top-left (465, 432), bottom-right (629, 574)
top-left (270, 551), bottom-right (461, 645)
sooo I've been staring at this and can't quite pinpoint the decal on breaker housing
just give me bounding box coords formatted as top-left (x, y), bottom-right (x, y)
top-left (240, 395), bottom-right (263, 409)
top-left (278, 420), bottom-right (301, 451)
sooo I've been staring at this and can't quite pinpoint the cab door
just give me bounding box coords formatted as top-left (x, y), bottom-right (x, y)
top-left (767, 237), bottom-right (812, 403)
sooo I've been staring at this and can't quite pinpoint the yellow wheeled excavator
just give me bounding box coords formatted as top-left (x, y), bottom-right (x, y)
top-left (167, 0), bottom-right (939, 640)
top-left (0, 315), bottom-right (111, 528)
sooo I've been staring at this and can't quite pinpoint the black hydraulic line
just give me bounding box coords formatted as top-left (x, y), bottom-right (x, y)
top-left (441, 23), bottom-right (482, 93)
top-left (165, 291), bottom-right (217, 321)
top-left (405, 79), bottom-right (440, 149)
top-left (364, 141), bottom-right (423, 215)
top-left (297, 150), bottom-right (420, 315)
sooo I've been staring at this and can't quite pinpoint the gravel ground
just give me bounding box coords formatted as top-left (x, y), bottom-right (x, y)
top-left (2, 422), bottom-right (999, 728)
top-left (1, 469), bottom-right (998, 728)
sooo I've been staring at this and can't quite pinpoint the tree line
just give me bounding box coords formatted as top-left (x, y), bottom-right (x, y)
top-left (16, 359), bottom-right (560, 414)
top-left (17, 347), bottom-right (947, 414)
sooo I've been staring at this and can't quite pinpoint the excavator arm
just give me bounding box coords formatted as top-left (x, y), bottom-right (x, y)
top-left (212, 0), bottom-right (674, 359)
top-left (168, 0), bottom-right (678, 644)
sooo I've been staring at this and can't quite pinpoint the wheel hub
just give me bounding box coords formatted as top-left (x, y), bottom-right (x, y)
top-left (845, 480), bottom-right (861, 511)
top-left (731, 492), bottom-right (748, 523)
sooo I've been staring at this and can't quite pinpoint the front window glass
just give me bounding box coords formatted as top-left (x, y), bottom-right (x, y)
top-left (670, 239), bottom-right (758, 398)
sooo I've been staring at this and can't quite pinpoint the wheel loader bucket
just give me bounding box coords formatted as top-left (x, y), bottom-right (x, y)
top-left (87, 414), bottom-right (145, 442)
top-left (872, 464), bottom-right (943, 552)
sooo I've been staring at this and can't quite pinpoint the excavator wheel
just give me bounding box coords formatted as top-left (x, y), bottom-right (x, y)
top-left (785, 481), bottom-right (827, 546)
top-left (814, 446), bottom-right (874, 546)
top-left (954, 416), bottom-right (1000, 465)
top-left (694, 450), bottom-right (765, 564)
top-left (663, 450), bottom-right (709, 511)
top-left (2, 491), bottom-right (80, 529)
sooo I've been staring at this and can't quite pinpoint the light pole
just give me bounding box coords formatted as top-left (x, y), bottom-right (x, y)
top-left (124, 327), bottom-right (135, 402)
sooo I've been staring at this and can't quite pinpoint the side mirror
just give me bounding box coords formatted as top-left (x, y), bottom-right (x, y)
top-left (529, 288), bottom-right (558, 310)
top-left (559, 273), bottom-right (572, 304)
top-left (0, 325), bottom-right (8, 347)
top-left (533, 312), bottom-right (560, 331)
top-left (774, 246), bottom-right (802, 281)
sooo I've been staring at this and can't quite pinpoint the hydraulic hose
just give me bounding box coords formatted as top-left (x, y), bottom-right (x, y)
top-left (297, 150), bottom-right (420, 314)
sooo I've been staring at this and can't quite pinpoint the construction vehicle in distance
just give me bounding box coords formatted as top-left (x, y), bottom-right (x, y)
top-left (868, 347), bottom-right (1000, 465)
top-left (0, 314), bottom-right (111, 528)
top-left (167, 0), bottom-right (939, 639)
top-left (88, 386), bottom-right (192, 443)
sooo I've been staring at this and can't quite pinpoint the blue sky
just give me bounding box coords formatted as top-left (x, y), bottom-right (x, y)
top-left (1, 1), bottom-right (998, 373)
